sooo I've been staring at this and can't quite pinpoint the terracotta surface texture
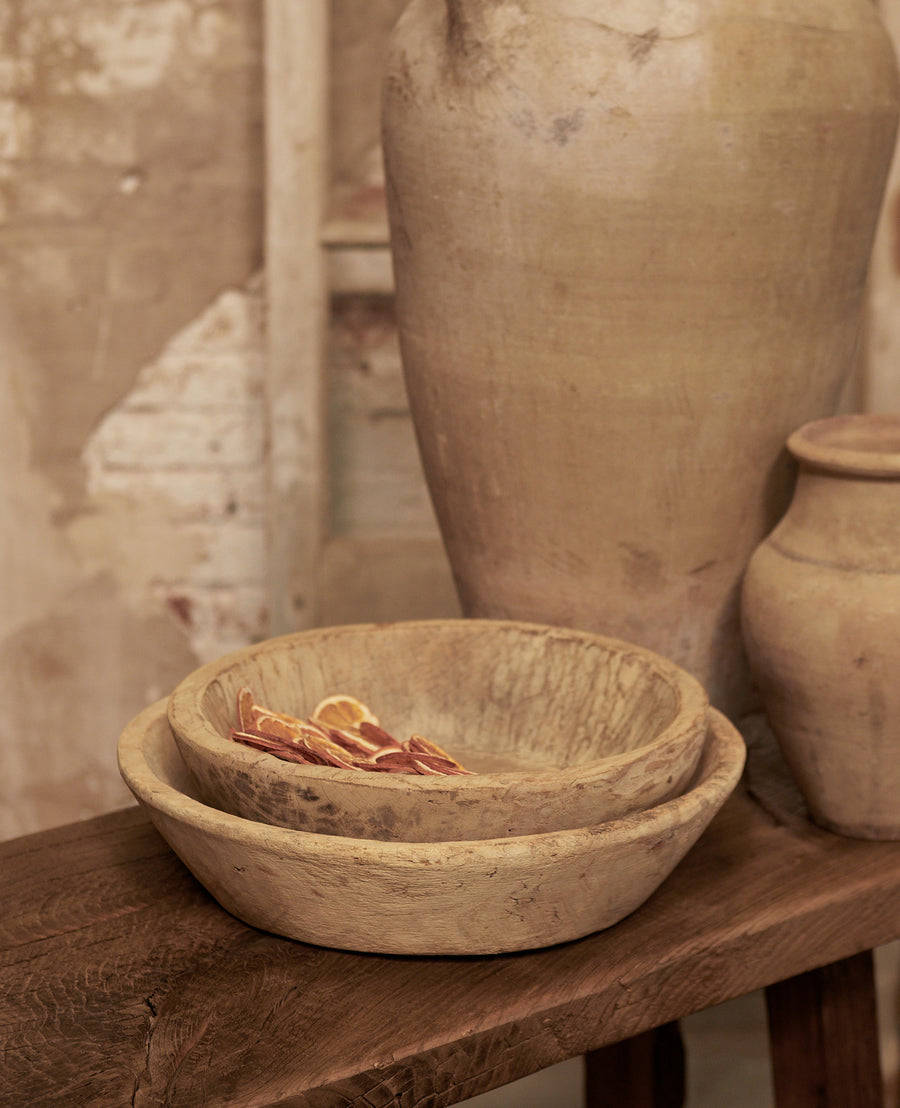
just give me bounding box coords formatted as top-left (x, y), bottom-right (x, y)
top-left (383, 0), bottom-right (900, 717)
top-left (742, 414), bottom-right (900, 840)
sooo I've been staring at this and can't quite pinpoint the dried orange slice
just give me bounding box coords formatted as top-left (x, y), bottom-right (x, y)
top-left (311, 694), bottom-right (379, 731)
top-left (236, 686), bottom-right (256, 731)
top-left (406, 734), bottom-right (470, 772)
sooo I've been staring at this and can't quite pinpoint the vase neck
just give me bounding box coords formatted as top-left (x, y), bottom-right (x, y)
top-left (445, 0), bottom-right (523, 79)
top-left (772, 463), bottom-right (900, 572)
top-left (788, 414), bottom-right (900, 479)
top-left (446, 0), bottom-right (500, 49)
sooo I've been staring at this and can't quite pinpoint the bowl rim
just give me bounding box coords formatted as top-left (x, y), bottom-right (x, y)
top-left (166, 618), bottom-right (711, 795)
top-left (121, 698), bottom-right (745, 859)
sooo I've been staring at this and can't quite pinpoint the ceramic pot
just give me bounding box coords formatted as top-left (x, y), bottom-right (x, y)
top-left (381, 0), bottom-right (899, 716)
top-left (741, 414), bottom-right (900, 839)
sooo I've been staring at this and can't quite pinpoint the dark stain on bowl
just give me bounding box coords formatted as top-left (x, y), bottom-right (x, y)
top-left (267, 779), bottom-right (291, 801)
top-left (230, 769), bottom-right (255, 798)
top-left (376, 804), bottom-right (398, 830)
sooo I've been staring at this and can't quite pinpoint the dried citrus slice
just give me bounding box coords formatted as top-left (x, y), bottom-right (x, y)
top-left (405, 733), bottom-right (470, 772)
top-left (249, 712), bottom-right (307, 743)
top-left (236, 686), bottom-right (256, 731)
top-left (311, 694), bottom-right (379, 731)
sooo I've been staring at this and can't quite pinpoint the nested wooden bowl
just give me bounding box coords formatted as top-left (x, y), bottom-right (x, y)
top-left (166, 620), bottom-right (710, 842)
top-left (118, 700), bottom-right (745, 955)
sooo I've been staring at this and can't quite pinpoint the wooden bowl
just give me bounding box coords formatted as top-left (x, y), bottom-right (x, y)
top-left (118, 700), bottom-right (745, 955)
top-left (166, 620), bottom-right (710, 841)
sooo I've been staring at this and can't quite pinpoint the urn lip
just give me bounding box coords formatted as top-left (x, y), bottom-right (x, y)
top-left (788, 413), bottom-right (900, 477)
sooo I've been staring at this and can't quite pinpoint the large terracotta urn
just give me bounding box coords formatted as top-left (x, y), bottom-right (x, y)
top-left (741, 415), bottom-right (900, 840)
top-left (381, 0), bottom-right (899, 716)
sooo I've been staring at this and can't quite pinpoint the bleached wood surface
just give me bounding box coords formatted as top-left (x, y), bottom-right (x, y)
top-left (263, 0), bottom-right (330, 634)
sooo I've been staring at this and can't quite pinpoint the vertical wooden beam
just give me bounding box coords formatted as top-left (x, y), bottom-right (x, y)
top-left (765, 951), bottom-right (884, 1108)
top-left (584, 1024), bottom-right (686, 1108)
top-left (263, 0), bottom-right (330, 634)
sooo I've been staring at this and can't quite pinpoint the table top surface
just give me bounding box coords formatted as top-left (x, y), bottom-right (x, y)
top-left (3, 723), bottom-right (900, 1108)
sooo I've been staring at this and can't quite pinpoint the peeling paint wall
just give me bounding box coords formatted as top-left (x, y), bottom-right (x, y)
top-left (0, 0), bottom-right (453, 841)
top-left (0, 0), bottom-right (264, 838)
top-left (79, 278), bottom-right (268, 663)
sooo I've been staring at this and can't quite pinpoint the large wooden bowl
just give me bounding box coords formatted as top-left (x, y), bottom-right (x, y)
top-left (166, 620), bottom-right (710, 842)
top-left (118, 700), bottom-right (745, 955)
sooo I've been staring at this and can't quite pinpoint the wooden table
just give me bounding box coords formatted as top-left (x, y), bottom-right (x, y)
top-left (2, 723), bottom-right (900, 1107)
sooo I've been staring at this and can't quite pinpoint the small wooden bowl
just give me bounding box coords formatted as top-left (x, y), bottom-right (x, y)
top-left (118, 700), bottom-right (745, 955)
top-left (167, 620), bottom-right (710, 841)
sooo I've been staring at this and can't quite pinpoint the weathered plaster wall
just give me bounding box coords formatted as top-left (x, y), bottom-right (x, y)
top-left (0, 0), bottom-right (452, 841)
top-left (329, 0), bottom-right (407, 221)
top-left (0, 0), bottom-right (265, 838)
top-left (78, 279), bottom-right (268, 663)
top-left (320, 293), bottom-right (459, 626)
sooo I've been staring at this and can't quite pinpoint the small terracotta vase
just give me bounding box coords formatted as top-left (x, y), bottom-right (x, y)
top-left (741, 414), bottom-right (900, 840)
top-left (382, 0), bottom-right (899, 718)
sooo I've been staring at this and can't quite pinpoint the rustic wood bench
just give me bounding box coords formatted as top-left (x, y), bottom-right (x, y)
top-left (2, 721), bottom-right (899, 1106)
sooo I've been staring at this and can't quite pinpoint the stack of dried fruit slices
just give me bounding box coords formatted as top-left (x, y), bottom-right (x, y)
top-left (231, 690), bottom-right (472, 776)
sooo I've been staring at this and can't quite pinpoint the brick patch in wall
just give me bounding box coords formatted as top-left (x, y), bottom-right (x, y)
top-left (81, 277), bottom-right (268, 662)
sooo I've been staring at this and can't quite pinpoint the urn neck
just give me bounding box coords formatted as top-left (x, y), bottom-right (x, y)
top-left (445, 0), bottom-right (525, 81)
top-left (446, 0), bottom-right (501, 50)
top-left (773, 415), bottom-right (900, 570)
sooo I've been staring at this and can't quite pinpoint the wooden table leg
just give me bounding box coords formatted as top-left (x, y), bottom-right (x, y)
top-left (765, 949), bottom-right (884, 1108)
top-left (584, 1022), bottom-right (686, 1108)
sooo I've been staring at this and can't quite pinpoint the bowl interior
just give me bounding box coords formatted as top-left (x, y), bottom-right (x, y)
top-left (189, 621), bottom-right (703, 773)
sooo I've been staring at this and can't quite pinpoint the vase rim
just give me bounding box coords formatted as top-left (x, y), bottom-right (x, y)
top-left (788, 413), bottom-right (900, 477)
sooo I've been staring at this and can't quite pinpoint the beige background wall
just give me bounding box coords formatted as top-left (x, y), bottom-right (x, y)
top-left (0, 0), bottom-right (266, 837)
top-left (1, 0), bottom-right (900, 841)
